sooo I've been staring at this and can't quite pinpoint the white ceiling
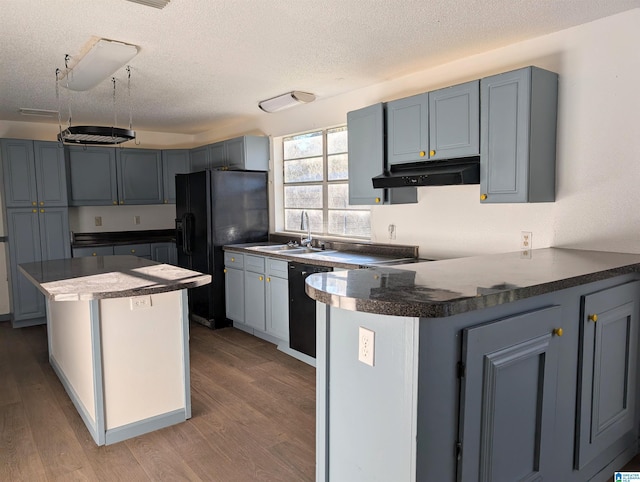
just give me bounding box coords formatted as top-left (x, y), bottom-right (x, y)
top-left (1, 0), bottom-right (638, 135)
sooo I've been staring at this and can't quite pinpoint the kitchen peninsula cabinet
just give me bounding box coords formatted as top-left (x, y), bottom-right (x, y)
top-left (1, 139), bottom-right (68, 208)
top-left (307, 249), bottom-right (640, 482)
top-left (479, 66), bottom-right (558, 203)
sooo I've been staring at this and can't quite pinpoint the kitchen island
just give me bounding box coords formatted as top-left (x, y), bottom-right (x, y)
top-left (19, 255), bottom-right (210, 446)
top-left (306, 248), bottom-right (640, 482)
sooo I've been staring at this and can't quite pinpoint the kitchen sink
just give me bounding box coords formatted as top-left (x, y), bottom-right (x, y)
top-left (248, 244), bottom-right (335, 255)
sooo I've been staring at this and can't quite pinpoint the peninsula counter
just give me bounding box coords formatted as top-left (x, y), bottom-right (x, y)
top-left (19, 255), bottom-right (211, 446)
top-left (306, 248), bottom-right (640, 482)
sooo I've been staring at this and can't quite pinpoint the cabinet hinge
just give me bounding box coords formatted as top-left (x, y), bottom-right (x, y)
top-left (455, 441), bottom-right (462, 461)
top-left (457, 361), bottom-right (466, 379)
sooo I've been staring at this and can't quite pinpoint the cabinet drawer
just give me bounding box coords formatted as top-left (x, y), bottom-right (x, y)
top-left (224, 252), bottom-right (244, 268)
top-left (114, 243), bottom-right (151, 257)
top-left (245, 254), bottom-right (266, 273)
top-left (267, 258), bottom-right (288, 279)
top-left (73, 246), bottom-right (114, 257)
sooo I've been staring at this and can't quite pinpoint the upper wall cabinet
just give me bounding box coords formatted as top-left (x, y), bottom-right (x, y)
top-left (117, 149), bottom-right (163, 205)
top-left (1, 139), bottom-right (68, 208)
top-left (480, 66), bottom-right (558, 203)
top-left (162, 149), bottom-right (190, 204)
top-left (66, 146), bottom-right (165, 206)
top-left (66, 146), bottom-right (118, 206)
top-left (347, 103), bottom-right (386, 206)
top-left (428, 80), bottom-right (479, 160)
top-left (189, 135), bottom-right (269, 172)
top-left (386, 93), bottom-right (429, 166)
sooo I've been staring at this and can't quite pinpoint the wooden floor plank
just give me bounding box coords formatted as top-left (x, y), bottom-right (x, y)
top-left (0, 320), bottom-right (316, 481)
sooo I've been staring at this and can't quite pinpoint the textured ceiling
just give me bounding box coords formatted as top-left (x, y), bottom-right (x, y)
top-left (0, 0), bottom-right (638, 135)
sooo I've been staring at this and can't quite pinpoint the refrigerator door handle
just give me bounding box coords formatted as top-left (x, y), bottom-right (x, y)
top-left (182, 213), bottom-right (194, 255)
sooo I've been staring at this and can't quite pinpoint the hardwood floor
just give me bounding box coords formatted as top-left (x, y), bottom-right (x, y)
top-left (0, 320), bottom-right (316, 481)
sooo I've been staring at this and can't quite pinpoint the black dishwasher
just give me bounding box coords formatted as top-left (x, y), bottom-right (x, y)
top-left (288, 262), bottom-right (332, 358)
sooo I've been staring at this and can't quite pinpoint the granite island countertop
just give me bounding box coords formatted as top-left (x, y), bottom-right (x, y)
top-left (19, 255), bottom-right (211, 302)
top-left (305, 248), bottom-right (640, 317)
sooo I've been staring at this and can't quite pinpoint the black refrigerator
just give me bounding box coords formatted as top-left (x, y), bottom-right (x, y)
top-left (175, 170), bottom-right (269, 329)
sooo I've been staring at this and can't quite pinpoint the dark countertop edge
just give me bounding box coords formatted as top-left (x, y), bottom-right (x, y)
top-left (72, 229), bottom-right (175, 248)
top-left (304, 261), bottom-right (640, 319)
top-left (223, 244), bottom-right (400, 269)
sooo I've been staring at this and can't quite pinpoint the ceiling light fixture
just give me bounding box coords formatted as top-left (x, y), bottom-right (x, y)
top-left (60, 39), bottom-right (138, 91)
top-left (258, 91), bottom-right (316, 113)
top-left (125, 0), bottom-right (171, 8)
top-left (56, 65), bottom-right (136, 145)
top-left (19, 108), bottom-right (58, 118)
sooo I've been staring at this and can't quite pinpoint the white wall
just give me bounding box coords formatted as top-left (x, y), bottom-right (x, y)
top-left (194, 9), bottom-right (640, 259)
top-left (68, 205), bottom-right (175, 233)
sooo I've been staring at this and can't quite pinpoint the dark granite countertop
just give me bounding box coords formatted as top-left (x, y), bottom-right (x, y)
top-left (72, 229), bottom-right (175, 248)
top-left (224, 242), bottom-right (417, 269)
top-left (305, 248), bottom-right (640, 318)
top-left (19, 255), bottom-right (211, 301)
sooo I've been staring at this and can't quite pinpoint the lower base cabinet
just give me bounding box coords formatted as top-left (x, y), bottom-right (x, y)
top-left (317, 275), bottom-right (640, 482)
top-left (224, 252), bottom-right (291, 347)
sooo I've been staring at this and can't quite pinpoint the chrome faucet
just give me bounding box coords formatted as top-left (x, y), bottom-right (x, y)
top-left (300, 211), bottom-right (312, 247)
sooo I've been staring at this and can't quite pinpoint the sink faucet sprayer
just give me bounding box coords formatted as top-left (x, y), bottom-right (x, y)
top-left (300, 211), bottom-right (312, 247)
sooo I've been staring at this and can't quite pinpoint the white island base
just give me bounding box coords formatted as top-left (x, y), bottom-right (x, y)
top-left (47, 289), bottom-right (191, 446)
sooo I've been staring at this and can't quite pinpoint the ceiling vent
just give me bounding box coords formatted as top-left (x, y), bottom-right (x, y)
top-left (125, 0), bottom-right (171, 8)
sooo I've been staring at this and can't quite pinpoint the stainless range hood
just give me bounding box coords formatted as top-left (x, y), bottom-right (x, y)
top-left (372, 157), bottom-right (480, 189)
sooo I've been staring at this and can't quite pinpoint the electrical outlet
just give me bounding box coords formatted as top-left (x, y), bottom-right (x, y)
top-left (94, 216), bottom-right (102, 227)
top-left (130, 295), bottom-right (152, 310)
top-left (134, 215), bottom-right (141, 225)
top-left (388, 224), bottom-right (396, 240)
top-left (358, 326), bottom-right (375, 366)
top-left (521, 231), bottom-right (532, 251)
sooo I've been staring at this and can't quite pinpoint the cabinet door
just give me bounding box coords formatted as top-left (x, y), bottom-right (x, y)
top-left (576, 281), bottom-right (640, 469)
top-left (162, 150), bottom-right (190, 204)
top-left (480, 67), bottom-right (557, 203)
top-left (1, 139), bottom-right (37, 208)
top-left (34, 141), bottom-right (68, 207)
top-left (151, 242), bottom-right (178, 265)
top-left (244, 270), bottom-right (266, 330)
top-left (38, 208), bottom-right (71, 261)
top-left (190, 146), bottom-right (209, 172)
top-left (114, 243), bottom-right (151, 258)
top-left (386, 93), bottom-right (428, 165)
top-left (225, 136), bottom-right (269, 171)
top-left (346, 103), bottom-right (385, 205)
top-left (66, 146), bottom-right (118, 206)
top-left (458, 306), bottom-right (562, 482)
top-left (6, 208), bottom-right (45, 321)
top-left (208, 142), bottom-right (226, 169)
top-left (117, 149), bottom-right (163, 205)
top-left (266, 275), bottom-right (289, 341)
top-left (224, 266), bottom-right (244, 323)
top-left (428, 80), bottom-right (479, 160)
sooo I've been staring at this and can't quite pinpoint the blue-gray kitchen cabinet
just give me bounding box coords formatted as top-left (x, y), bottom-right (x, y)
top-left (1, 139), bottom-right (68, 208)
top-left (480, 66), bottom-right (558, 203)
top-left (113, 242), bottom-right (152, 259)
top-left (386, 92), bottom-right (429, 165)
top-left (458, 305), bottom-right (562, 481)
top-left (6, 207), bottom-right (70, 327)
top-left (189, 145), bottom-right (209, 172)
top-left (244, 255), bottom-right (266, 331)
top-left (428, 80), bottom-right (480, 160)
top-left (208, 142), bottom-right (226, 169)
top-left (576, 281), bottom-right (640, 470)
top-left (66, 146), bottom-right (119, 206)
top-left (117, 149), bottom-right (163, 205)
top-left (224, 252), bottom-right (245, 324)
top-left (151, 242), bottom-right (178, 265)
top-left (162, 149), bottom-right (190, 204)
top-left (346, 103), bottom-right (386, 206)
top-left (224, 136), bottom-right (269, 171)
top-left (72, 246), bottom-right (114, 257)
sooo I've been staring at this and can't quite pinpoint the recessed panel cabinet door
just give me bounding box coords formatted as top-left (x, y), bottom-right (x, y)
top-left (67, 146), bottom-right (118, 206)
top-left (161, 149), bottom-right (190, 204)
top-left (1, 139), bottom-right (37, 207)
top-left (346, 103), bottom-right (385, 205)
top-left (576, 281), bottom-right (640, 469)
top-left (458, 305), bottom-right (562, 482)
top-left (386, 93), bottom-right (429, 165)
top-left (34, 141), bottom-right (68, 207)
top-left (38, 208), bottom-right (71, 261)
top-left (224, 267), bottom-right (244, 323)
top-left (117, 149), bottom-right (163, 204)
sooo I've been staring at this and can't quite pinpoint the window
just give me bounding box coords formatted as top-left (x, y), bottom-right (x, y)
top-left (283, 127), bottom-right (370, 238)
